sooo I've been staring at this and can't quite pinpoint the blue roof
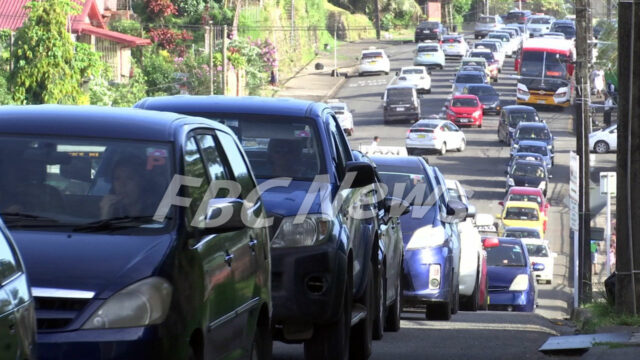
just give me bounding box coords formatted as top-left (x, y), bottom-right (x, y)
top-left (0, 105), bottom-right (219, 141)
top-left (517, 140), bottom-right (548, 147)
top-left (134, 95), bottom-right (326, 119)
top-left (516, 122), bottom-right (548, 128)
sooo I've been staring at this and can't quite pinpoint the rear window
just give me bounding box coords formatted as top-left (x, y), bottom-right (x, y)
top-left (386, 88), bottom-right (414, 100)
top-left (410, 127), bottom-right (435, 133)
top-left (452, 98), bottom-right (479, 107)
top-left (504, 206), bottom-right (539, 221)
top-left (401, 68), bottom-right (425, 75)
top-left (526, 244), bottom-right (549, 257)
top-left (455, 74), bottom-right (484, 84)
top-left (362, 51), bottom-right (383, 59)
top-left (444, 37), bottom-right (462, 43)
top-left (508, 12), bottom-right (525, 19)
top-left (518, 145), bottom-right (548, 156)
top-left (467, 86), bottom-right (497, 96)
top-left (504, 229), bottom-right (541, 239)
top-left (508, 111), bottom-right (540, 126)
top-left (516, 126), bottom-right (551, 140)
top-left (419, 22), bottom-right (439, 29)
top-left (508, 194), bottom-right (542, 204)
top-left (417, 45), bottom-right (439, 53)
top-left (529, 17), bottom-right (552, 24)
top-left (469, 51), bottom-right (495, 62)
top-left (477, 16), bottom-right (496, 24)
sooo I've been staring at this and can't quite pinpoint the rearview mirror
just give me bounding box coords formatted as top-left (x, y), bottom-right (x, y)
top-left (444, 199), bottom-right (468, 223)
top-left (466, 204), bottom-right (477, 219)
top-left (345, 161), bottom-right (376, 189)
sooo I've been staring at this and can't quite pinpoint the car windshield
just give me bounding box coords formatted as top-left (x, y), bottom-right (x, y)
top-left (554, 26), bottom-right (576, 37)
top-left (487, 243), bottom-right (527, 267)
top-left (516, 127), bottom-right (551, 140)
top-left (508, 111), bottom-right (539, 127)
top-left (467, 86), bottom-right (497, 96)
top-left (518, 145), bottom-right (548, 156)
top-left (513, 163), bottom-right (546, 178)
top-left (526, 244), bottom-right (549, 257)
top-left (520, 51), bottom-right (569, 79)
top-left (452, 98), bottom-right (478, 107)
top-left (419, 22), bottom-right (439, 29)
top-left (508, 194), bottom-right (542, 204)
top-left (469, 51), bottom-right (494, 62)
top-left (376, 166), bottom-right (434, 207)
top-left (456, 74), bottom-right (484, 84)
top-left (530, 18), bottom-right (552, 24)
top-left (402, 69), bottom-right (425, 75)
top-left (504, 207), bottom-right (539, 221)
top-left (0, 136), bottom-right (173, 231)
top-left (505, 229), bottom-right (541, 239)
top-left (462, 60), bottom-right (486, 68)
top-left (477, 16), bottom-right (496, 24)
top-left (387, 88), bottom-right (414, 100)
top-left (362, 51), bottom-right (383, 59)
top-left (208, 116), bottom-right (326, 181)
top-left (418, 46), bottom-right (439, 53)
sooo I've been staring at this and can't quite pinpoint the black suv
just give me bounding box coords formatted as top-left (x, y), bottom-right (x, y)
top-left (506, 10), bottom-right (532, 24)
top-left (550, 19), bottom-right (576, 40)
top-left (415, 21), bottom-right (446, 42)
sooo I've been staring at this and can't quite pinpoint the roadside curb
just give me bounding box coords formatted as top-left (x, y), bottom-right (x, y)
top-left (321, 75), bottom-right (347, 102)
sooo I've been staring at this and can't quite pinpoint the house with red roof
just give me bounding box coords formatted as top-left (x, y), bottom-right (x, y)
top-left (0, 0), bottom-right (151, 82)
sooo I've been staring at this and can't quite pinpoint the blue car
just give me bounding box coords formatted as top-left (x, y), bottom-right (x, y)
top-left (371, 156), bottom-right (468, 321)
top-left (510, 140), bottom-right (554, 170)
top-left (512, 122), bottom-right (554, 154)
top-left (483, 237), bottom-right (542, 312)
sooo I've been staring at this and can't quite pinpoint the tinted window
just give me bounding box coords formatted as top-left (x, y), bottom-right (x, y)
top-left (526, 244), bottom-right (549, 257)
top-left (529, 18), bottom-right (552, 24)
top-left (508, 111), bottom-right (539, 126)
top-left (419, 22), bottom-right (439, 29)
top-left (478, 16), bottom-right (496, 24)
top-left (505, 206), bottom-right (539, 220)
top-left (402, 68), bottom-right (425, 75)
top-left (362, 51), bottom-right (383, 59)
top-left (0, 231), bottom-right (19, 283)
top-left (452, 98), bottom-right (479, 107)
top-left (387, 88), bottom-right (414, 100)
top-left (518, 145), bottom-right (548, 156)
top-left (504, 229), bottom-right (541, 239)
top-left (216, 131), bottom-right (257, 198)
top-left (475, 43), bottom-right (497, 52)
top-left (467, 86), bottom-right (497, 96)
top-left (512, 163), bottom-right (546, 178)
top-left (417, 46), bottom-right (439, 53)
top-left (456, 74), bottom-right (484, 84)
top-left (184, 137), bottom-right (210, 228)
top-left (516, 126), bottom-right (551, 140)
top-left (486, 243), bottom-right (526, 267)
top-left (469, 51), bottom-right (495, 62)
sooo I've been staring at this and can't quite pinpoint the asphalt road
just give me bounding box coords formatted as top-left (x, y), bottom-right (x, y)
top-left (273, 35), bottom-right (580, 359)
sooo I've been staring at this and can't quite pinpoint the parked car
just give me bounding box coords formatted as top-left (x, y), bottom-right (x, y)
top-left (395, 66), bottom-right (432, 94)
top-left (371, 156), bottom-right (468, 320)
top-left (474, 14), bottom-right (505, 39)
top-left (451, 71), bottom-right (488, 95)
top-left (0, 217), bottom-right (36, 360)
top-left (441, 34), bottom-right (469, 57)
top-left (483, 237), bottom-right (540, 312)
top-left (463, 84), bottom-right (502, 115)
top-left (405, 119), bottom-right (466, 155)
top-left (446, 94), bottom-right (484, 128)
top-left (505, 10), bottom-right (532, 24)
top-left (415, 21), bottom-right (447, 42)
top-left (526, 15), bottom-right (555, 37)
top-left (135, 96), bottom-right (381, 359)
top-left (0, 105), bottom-right (272, 360)
top-left (357, 48), bottom-right (391, 76)
top-left (511, 140), bottom-right (554, 170)
top-left (589, 124), bottom-right (617, 153)
top-left (512, 122), bottom-right (554, 154)
top-left (501, 226), bottom-right (543, 241)
top-left (382, 84), bottom-right (421, 123)
top-left (500, 187), bottom-right (549, 232)
top-left (497, 105), bottom-right (542, 144)
top-left (550, 19), bottom-right (576, 40)
top-left (506, 159), bottom-right (551, 197)
top-left (327, 99), bottom-right (355, 136)
top-left (352, 151), bottom-right (406, 340)
top-left (523, 239), bottom-right (556, 284)
top-left (446, 180), bottom-right (488, 311)
top-left (413, 42), bottom-right (446, 70)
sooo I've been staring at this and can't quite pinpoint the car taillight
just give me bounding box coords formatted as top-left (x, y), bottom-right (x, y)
top-left (406, 129), bottom-right (411, 138)
top-left (433, 29), bottom-right (439, 32)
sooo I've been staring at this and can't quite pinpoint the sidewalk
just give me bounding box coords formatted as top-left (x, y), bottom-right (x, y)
top-left (271, 39), bottom-right (406, 102)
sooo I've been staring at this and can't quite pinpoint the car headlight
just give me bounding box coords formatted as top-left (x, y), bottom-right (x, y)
top-left (538, 181), bottom-right (546, 190)
top-left (82, 277), bottom-right (173, 329)
top-left (507, 178), bottom-right (515, 186)
top-left (406, 224), bottom-right (446, 250)
top-left (473, 110), bottom-right (482, 117)
top-left (271, 215), bottom-right (332, 248)
top-left (509, 274), bottom-right (530, 291)
top-left (517, 88), bottom-right (529, 96)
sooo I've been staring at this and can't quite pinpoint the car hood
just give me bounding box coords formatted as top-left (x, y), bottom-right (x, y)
top-left (477, 95), bottom-right (500, 104)
top-left (488, 265), bottom-right (528, 289)
top-left (12, 230), bottom-right (173, 299)
top-left (512, 175), bottom-right (544, 187)
top-left (399, 205), bottom-right (439, 245)
top-left (258, 179), bottom-right (331, 217)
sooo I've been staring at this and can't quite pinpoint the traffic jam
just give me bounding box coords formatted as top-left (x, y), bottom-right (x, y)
top-left (0, 9), bottom-right (578, 360)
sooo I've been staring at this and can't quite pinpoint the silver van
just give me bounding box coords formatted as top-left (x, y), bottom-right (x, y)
top-left (474, 15), bottom-right (504, 39)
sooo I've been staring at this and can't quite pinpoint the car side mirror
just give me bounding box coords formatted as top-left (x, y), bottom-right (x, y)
top-left (466, 204), bottom-right (477, 219)
top-left (444, 199), bottom-right (468, 223)
top-left (204, 198), bottom-right (246, 231)
top-left (532, 263), bottom-right (545, 272)
top-left (385, 196), bottom-right (411, 217)
top-left (498, 201), bottom-right (504, 206)
top-left (345, 161), bottom-right (376, 189)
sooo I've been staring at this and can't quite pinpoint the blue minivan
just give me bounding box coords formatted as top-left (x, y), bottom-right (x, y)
top-left (0, 105), bottom-right (272, 359)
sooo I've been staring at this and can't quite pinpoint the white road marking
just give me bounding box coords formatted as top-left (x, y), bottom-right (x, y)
top-left (348, 79), bottom-right (389, 88)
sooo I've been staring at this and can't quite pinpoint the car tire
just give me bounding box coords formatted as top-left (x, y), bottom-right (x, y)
top-left (458, 139), bottom-right (466, 152)
top-left (478, 122), bottom-right (482, 128)
top-left (372, 265), bottom-right (386, 341)
top-left (385, 71), bottom-right (390, 75)
top-left (440, 143), bottom-right (447, 155)
top-left (440, 65), bottom-right (444, 70)
top-left (249, 315), bottom-right (272, 360)
top-left (451, 283), bottom-right (459, 315)
top-left (304, 264), bottom-right (352, 360)
top-left (349, 265), bottom-right (373, 360)
top-left (594, 140), bottom-right (610, 153)
top-left (461, 274), bottom-right (480, 312)
top-left (384, 269), bottom-right (401, 332)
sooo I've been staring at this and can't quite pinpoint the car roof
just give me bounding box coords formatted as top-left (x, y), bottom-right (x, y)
top-left (369, 155), bottom-right (424, 168)
top-left (505, 201), bottom-right (540, 209)
top-left (508, 186), bottom-right (544, 195)
top-left (0, 105), bottom-right (212, 141)
top-left (362, 49), bottom-right (386, 54)
top-left (517, 140), bottom-right (548, 147)
top-left (503, 105), bottom-right (537, 112)
top-left (135, 95), bottom-right (326, 119)
top-left (401, 66), bottom-right (426, 71)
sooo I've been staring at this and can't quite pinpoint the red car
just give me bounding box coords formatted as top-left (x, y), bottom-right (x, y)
top-left (446, 94), bottom-right (484, 128)
top-left (499, 187), bottom-right (550, 232)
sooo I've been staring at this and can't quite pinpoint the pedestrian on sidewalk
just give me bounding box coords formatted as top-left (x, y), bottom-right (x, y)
top-left (591, 240), bottom-right (599, 275)
top-left (609, 241), bottom-right (616, 274)
top-left (371, 136), bottom-right (380, 148)
top-left (591, 69), bottom-right (605, 98)
top-left (603, 93), bottom-right (614, 127)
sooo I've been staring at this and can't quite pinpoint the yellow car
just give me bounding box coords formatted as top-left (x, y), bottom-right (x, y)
top-left (495, 201), bottom-right (544, 237)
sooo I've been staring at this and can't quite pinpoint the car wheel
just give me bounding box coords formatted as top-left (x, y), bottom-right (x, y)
top-left (547, 279), bottom-right (552, 285)
top-left (461, 275), bottom-right (479, 312)
top-left (440, 143), bottom-right (447, 155)
top-left (481, 278), bottom-right (489, 311)
top-left (304, 263), bottom-right (352, 360)
top-left (440, 65), bottom-right (444, 70)
top-left (478, 122), bottom-right (482, 128)
top-left (451, 283), bottom-right (459, 315)
top-left (494, 77), bottom-right (499, 83)
top-left (372, 265), bottom-right (386, 341)
top-left (458, 139), bottom-right (466, 152)
top-left (249, 315), bottom-right (272, 360)
top-left (384, 268), bottom-right (401, 332)
top-left (349, 264), bottom-right (373, 360)
top-left (594, 140), bottom-right (610, 153)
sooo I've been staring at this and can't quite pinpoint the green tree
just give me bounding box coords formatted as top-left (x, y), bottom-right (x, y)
top-left (9, 0), bottom-right (87, 104)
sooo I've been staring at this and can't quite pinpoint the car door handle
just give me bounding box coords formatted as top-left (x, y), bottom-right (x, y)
top-left (224, 253), bottom-right (234, 267)
top-left (249, 238), bottom-right (258, 253)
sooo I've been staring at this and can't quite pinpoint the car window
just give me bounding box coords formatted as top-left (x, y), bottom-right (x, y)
top-left (387, 88), bottom-right (414, 100)
top-left (518, 145), bottom-right (548, 156)
top-left (329, 105), bottom-right (346, 114)
top-left (184, 136), bottom-right (212, 229)
top-left (516, 127), bottom-right (551, 140)
top-left (377, 167), bottom-right (434, 206)
top-left (504, 229), bottom-right (541, 239)
top-left (468, 86), bottom-right (497, 96)
top-left (509, 111), bottom-right (539, 126)
top-left (402, 68), bottom-right (425, 75)
top-left (327, 114), bottom-right (350, 181)
top-left (508, 194), bottom-right (542, 204)
top-left (477, 16), bottom-right (496, 24)
top-left (487, 243), bottom-right (526, 267)
top-left (0, 230), bottom-right (20, 284)
top-left (452, 98), bottom-right (478, 107)
top-left (469, 51), bottom-right (494, 62)
top-left (505, 206), bottom-right (539, 221)
top-left (456, 74), bottom-right (484, 84)
top-left (419, 22), bottom-right (440, 29)
top-left (513, 163), bottom-right (546, 178)
top-left (216, 131), bottom-right (257, 199)
top-left (526, 244), bottom-right (549, 257)
top-left (417, 45), bottom-right (439, 53)
top-left (362, 51), bottom-right (384, 59)
top-left (530, 18), bottom-right (552, 24)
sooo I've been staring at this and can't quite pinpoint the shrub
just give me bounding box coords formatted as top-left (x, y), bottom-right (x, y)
top-left (108, 19), bottom-right (144, 37)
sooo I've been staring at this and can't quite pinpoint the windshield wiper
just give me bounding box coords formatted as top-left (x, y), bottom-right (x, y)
top-left (0, 212), bottom-right (62, 227)
top-left (73, 216), bottom-right (170, 233)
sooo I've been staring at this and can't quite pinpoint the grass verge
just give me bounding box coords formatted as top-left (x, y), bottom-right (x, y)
top-left (578, 300), bottom-right (640, 333)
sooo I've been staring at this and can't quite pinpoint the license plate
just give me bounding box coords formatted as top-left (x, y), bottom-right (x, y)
top-left (460, 118), bottom-right (471, 123)
top-left (537, 100), bottom-right (546, 104)
top-left (416, 134), bottom-right (426, 139)
top-left (447, 45), bottom-right (456, 49)
top-left (370, 61), bottom-right (377, 65)
top-left (396, 107), bottom-right (405, 111)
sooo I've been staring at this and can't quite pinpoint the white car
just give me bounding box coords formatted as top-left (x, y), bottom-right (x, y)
top-left (472, 44), bottom-right (505, 70)
top-left (441, 34), bottom-right (469, 57)
top-left (405, 119), bottom-right (466, 155)
top-left (523, 239), bottom-right (556, 284)
top-left (446, 179), bottom-right (485, 310)
top-left (395, 66), bottom-right (431, 94)
top-left (327, 100), bottom-right (355, 136)
top-left (526, 15), bottom-right (555, 37)
top-left (357, 48), bottom-right (390, 76)
top-left (589, 124), bottom-right (617, 153)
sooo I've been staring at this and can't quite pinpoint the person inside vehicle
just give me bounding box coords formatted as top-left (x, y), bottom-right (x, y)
top-left (266, 138), bottom-right (308, 179)
top-left (100, 156), bottom-right (158, 218)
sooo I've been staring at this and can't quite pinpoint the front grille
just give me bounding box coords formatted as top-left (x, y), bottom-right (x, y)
top-left (35, 297), bottom-right (90, 331)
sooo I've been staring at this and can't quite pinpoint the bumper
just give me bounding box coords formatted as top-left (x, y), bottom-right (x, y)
top-left (359, 65), bottom-right (388, 74)
top-left (443, 48), bottom-right (466, 57)
top-left (488, 290), bottom-right (535, 312)
top-left (517, 94), bottom-right (571, 107)
top-left (483, 104), bottom-right (501, 113)
top-left (534, 269), bottom-right (553, 282)
top-left (402, 247), bottom-right (453, 305)
top-left (271, 243), bottom-right (346, 326)
top-left (37, 326), bottom-right (185, 360)
top-left (414, 59), bottom-right (444, 68)
top-left (449, 116), bottom-right (481, 127)
top-left (406, 138), bottom-right (440, 150)
top-left (384, 109), bottom-right (420, 122)
top-left (416, 33), bottom-right (440, 41)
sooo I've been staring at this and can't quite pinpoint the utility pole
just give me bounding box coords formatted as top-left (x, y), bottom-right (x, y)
top-left (209, 23), bottom-right (214, 95)
top-left (607, 0), bottom-right (612, 21)
top-left (222, 25), bottom-right (228, 96)
top-left (374, 0), bottom-right (381, 40)
top-left (615, 0), bottom-right (640, 316)
top-left (333, 21), bottom-right (337, 77)
top-left (575, 0), bottom-right (592, 304)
